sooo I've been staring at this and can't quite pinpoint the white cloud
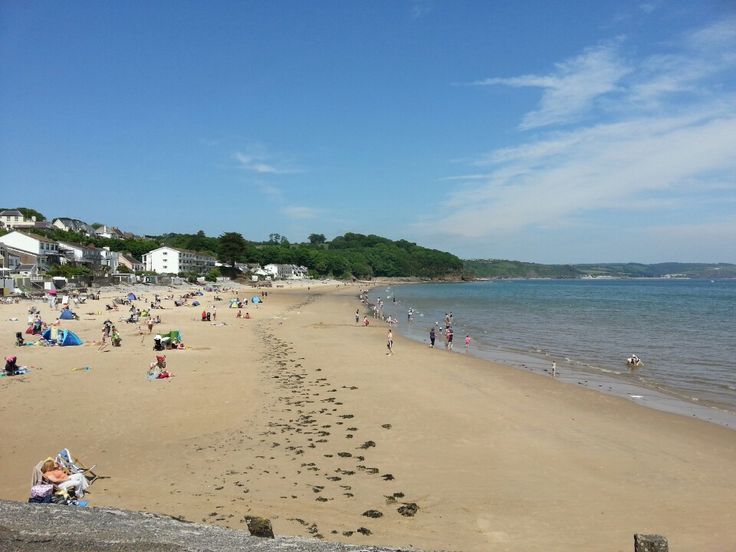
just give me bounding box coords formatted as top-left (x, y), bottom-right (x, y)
top-left (470, 41), bottom-right (630, 129)
top-left (428, 17), bottom-right (736, 251)
top-left (422, 105), bottom-right (736, 238)
top-left (410, 0), bottom-right (432, 19)
top-left (282, 206), bottom-right (318, 219)
top-left (233, 145), bottom-right (301, 175)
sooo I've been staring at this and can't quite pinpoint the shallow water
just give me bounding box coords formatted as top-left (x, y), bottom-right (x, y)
top-left (370, 279), bottom-right (736, 429)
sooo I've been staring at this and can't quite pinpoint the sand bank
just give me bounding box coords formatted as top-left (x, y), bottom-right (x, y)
top-left (1, 283), bottom-right (734, 551)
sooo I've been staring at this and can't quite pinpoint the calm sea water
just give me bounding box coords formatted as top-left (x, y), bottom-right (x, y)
top-left (370, 279), bottom-right (736, 421)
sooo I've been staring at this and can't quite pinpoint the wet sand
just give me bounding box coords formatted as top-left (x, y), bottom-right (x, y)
top-left (1, 283), bottom-right (735, 551)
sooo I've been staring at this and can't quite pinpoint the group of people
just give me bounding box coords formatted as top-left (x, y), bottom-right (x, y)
top-left (100, 320), bottom-right (121, 347)
top-left (200, 308), bottom-right (217, 321)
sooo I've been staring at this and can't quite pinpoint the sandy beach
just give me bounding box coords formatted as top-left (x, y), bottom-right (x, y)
top-left (1, 282), bottom-right (735, 551)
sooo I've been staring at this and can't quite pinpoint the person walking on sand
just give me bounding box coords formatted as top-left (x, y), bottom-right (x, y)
top-left (355, 309), bottom-right (360, 324)
top-left (386, 329), bottom-right (394, 356)
top-left (429, 326), bottom-right (436, 348)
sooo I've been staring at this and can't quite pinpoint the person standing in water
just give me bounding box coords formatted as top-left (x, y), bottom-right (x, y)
top-left (429, 326), bottom-right (436, 348)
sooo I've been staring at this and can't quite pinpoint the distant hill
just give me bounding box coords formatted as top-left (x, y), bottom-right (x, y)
top-left (464, 259), bottom-right (736, 279)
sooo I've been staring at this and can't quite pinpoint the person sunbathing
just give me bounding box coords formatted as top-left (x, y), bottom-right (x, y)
top-left (40, 459), bottom-right (89, 498)
top-left (148, 355), bottom-right (172, 379)
top-left (5, 355), bottom-right (19, 376)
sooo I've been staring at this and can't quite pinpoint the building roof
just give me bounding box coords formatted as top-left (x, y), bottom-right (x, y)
top-left (0, 210), bottom-right (23, 217)
top-left (58, 240), bottom-right (102, 252)
top-left (4, 230), bottom-right (58, 245)
top-left (120, 253), bottom-right (142, 264)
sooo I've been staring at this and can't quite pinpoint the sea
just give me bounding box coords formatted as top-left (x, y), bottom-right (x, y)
top-left (369, 279), bottom-right (736, 429)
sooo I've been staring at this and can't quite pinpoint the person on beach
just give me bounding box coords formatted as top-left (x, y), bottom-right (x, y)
top-left (551, 361), bottom-right (557, 376)
top-left (4, 355), bottom-right (19, 376)
top-left (363, 315), bottom-right (369, 326)
top-left (386, 329), bottom-right (394, 356)
top-left (41, 459), bottom-right (89, 498)
top-left (429, 327), bottom-right (436, 348)
top-left (355, 309), bottom-right (360, 324)
top-left (148, 355), bottom-right (171, 379)
top-left (446, 327), bottom-right (454, 351)
top-left (147, 317), bottom-right (154, 334)
top-left (465, 334), bottom-right (471, 351)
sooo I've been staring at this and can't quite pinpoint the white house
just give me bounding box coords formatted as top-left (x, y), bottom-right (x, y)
top-left (52, 217), bottom-right (97, 236)
top-left (263, 263), bottom-right (309, 280)
top-left (57, 240), bottom-right (103, 267)
top-left (0, 231), bottom-right (60, 271)
top-left (95, 225), bottom-right (125, 239)
top-left (142, 246), bottom-right (216, 275)
top-left (99, 247), bottom-right (120, 272)
top-left (0, 210), bottom-right (38, 230)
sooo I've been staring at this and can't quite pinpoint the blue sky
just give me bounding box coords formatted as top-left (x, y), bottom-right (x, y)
top-left (1, 0), bottom-right (734, 263)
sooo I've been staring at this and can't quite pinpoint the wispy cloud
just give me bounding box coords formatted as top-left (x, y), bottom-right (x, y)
top-left (410, 0), bottom-right (432, 19)
top-left (425, 18), bottom-right (736, 247)
top-left (468, 40), bottom-right (630, 129)
top-left (233, 144), bottom-right (301, 175)
top-left (282, 206), bottom-right (319, 219)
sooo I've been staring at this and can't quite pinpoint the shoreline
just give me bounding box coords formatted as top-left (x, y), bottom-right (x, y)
top-left (366, 280), bottom-right (736, 431)
top-left (2, 283), bottom-right (735, 550)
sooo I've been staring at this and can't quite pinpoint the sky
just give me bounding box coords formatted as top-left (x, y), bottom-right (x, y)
top-left (1, 0), bottom-right (735, 263)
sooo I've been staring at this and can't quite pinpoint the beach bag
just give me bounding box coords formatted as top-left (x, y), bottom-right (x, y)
top-left (30, 483), bottom-right (54, 499)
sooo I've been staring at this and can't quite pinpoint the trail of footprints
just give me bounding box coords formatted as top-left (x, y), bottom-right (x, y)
top-left (182, 320), bottom-right (419, 540)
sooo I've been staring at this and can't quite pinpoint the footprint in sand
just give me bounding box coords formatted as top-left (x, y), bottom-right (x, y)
top-left (476, 518), bottom-right (511, 543)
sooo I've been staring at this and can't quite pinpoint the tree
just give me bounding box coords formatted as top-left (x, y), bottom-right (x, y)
top-left (308, 233), bottom-right (326, 245)
top-left (205, 267), bottom-right (221, 282)
top-left (91, 223), bottom-right (103, 229)
top-left (218, 232), bottom-right (248, 266)
top-left (268, 233), bottom-right (281, 244)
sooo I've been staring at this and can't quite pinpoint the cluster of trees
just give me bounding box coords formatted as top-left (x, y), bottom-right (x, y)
top-left (172, 231), bottom-right (464, 279)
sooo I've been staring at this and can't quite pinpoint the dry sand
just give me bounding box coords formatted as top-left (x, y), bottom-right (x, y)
top-left (1, 283), bottom-right (735, 551)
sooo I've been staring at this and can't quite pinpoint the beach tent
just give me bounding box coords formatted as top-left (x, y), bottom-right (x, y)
top-left (127, 293), bottom-right (137, 301)
top-left (161, 330), bottom-right (182, 344)
top-left (59, 310), bottom-right (76, 320)
top-left (192, 301), bottom-right (200, 306)
top-left (251, 296), bottom-right (261, 304)
top-left (41, 328), bottom-right (83, 346)
top-left (229, 299), bottom-right (239, 308)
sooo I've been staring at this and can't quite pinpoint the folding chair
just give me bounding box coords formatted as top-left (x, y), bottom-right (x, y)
top-left (55, 448), bottom-right (99, 484)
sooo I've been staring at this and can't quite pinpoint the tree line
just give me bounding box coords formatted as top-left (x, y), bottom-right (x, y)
top-left (26, 225), bottom-right (463, 279)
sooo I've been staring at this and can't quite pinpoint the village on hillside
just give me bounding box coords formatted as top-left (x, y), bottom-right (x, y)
top-left (0, 209), bottom-right (308, 295)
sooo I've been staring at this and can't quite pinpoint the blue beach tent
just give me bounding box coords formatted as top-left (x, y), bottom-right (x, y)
top-left (251, 296), bottom-right (261, 304)
top-left (128, 293), bottom-right (137, 301)
top-left (41, 328), bottom-right (84, 346)
top-left (59, 310), bottom-right (76, 320)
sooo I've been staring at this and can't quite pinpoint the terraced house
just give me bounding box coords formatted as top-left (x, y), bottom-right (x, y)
top-left (142, 246), bottom-right (216, 275)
